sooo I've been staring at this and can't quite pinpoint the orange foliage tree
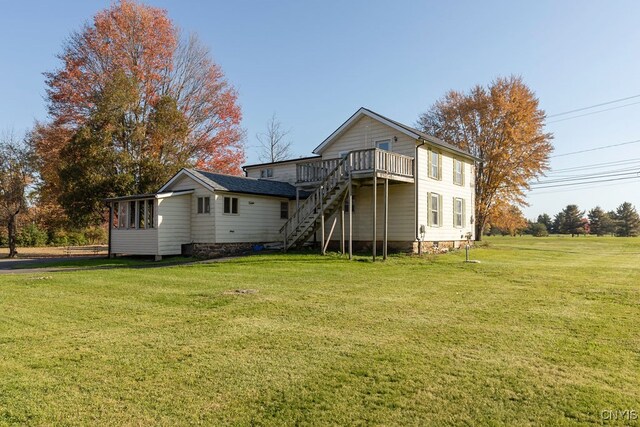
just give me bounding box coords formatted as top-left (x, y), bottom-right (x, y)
top-left (487, 202), bottom-right (528, 237)
top-left (418, 76), bottom-right (553, 240)
top-left (31, 0), bottom-right (244, 225)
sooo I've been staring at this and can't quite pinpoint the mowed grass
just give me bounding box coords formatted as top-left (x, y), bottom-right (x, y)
top-left (0, 237), bottom-right (639, 425)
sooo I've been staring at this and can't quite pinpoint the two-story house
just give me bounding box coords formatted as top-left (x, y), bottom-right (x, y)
top-left (107, 108), bottom-right (479, 260)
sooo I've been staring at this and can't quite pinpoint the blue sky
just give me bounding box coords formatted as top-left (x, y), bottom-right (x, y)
top-left (1, 0), bottom-right (639, 219)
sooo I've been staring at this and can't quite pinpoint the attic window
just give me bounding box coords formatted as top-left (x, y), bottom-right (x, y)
top-left (260, 168), bottom-right (273, 178)
top-left (375, 139), bottom-right (391, 151)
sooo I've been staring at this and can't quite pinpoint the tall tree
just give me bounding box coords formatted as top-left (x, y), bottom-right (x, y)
top-left (0, 132), bottom-right (34, 258)
top-left (613, 202), bottom-right (640, 237)
top-left (560, 204), bottom-right (585, 236)
top-left (417, 76), bottom-right (553, 240)
top-left (552, 211), bottom-right (565, 234)
top-left (537, 213), bottom-right (552, 230)
top-left (256, 113), bottom-right (293, 163)
top-left (31, 0), bottom-right (244, 224)
top-left (588, 206), bottom-right (615, 236)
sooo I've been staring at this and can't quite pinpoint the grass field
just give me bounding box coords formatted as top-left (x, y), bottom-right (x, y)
top-left (1, 236), bottom-right (639, 425)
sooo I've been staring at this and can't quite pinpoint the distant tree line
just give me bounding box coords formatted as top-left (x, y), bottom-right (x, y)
top-left (521, 202), bottom-right (640, 237)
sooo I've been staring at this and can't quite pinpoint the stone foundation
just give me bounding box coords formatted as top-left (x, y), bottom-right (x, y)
top-left (324, 240), bottom-right (471, 255)
top-left (183, 242), bottom-right (261, 259)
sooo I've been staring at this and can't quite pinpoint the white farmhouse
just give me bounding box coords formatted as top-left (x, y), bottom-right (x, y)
top-left (107, 108), bottom-right (479, 260)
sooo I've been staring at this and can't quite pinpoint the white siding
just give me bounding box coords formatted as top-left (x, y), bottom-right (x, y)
top-left (324, 183), bottom-right (415, 242)
top-left (162, 174), bottom-right (215, 243)
top-left (417, 145), bottom-right (475, 241)
top-left (111, 228), bottom-right (158, 255)
top-left (245, 162), bottom-right (298, 184)
top-left (157, 194), bottom-right (191, 255)
top-left (320, 115), bottom-right (416, 159)
top-left (214, 192), bottom-right (288, 243)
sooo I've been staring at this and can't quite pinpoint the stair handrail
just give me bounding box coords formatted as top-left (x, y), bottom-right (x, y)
top-left (280, 151), bottom-right (353, 239)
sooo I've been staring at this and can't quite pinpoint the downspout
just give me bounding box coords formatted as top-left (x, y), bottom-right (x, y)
top-left (415, 139), bottom-right (426, 254)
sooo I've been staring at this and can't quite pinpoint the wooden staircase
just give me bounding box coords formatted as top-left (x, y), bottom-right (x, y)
top-left (280, 155), bottom-right (351, 251)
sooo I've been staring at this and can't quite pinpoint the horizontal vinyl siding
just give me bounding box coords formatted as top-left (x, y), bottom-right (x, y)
top-left (321, 115), bottom-right (416, 159)
top-left (112, 228), bottom-right (158, 255)
top-left (323, 183), bottom-right (415, 242)
top-left (163, 174), bottom-right (215, 243)
top-left (417, 145), bottom-right (475, 241)
top-left (157, 195), bottom-right (191, 255)
top-left (245, 163), bottom-right (298, 184)
top-left (215, 192), bottom-right (288, 243)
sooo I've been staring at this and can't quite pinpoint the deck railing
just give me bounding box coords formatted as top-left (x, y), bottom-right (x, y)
top-left (296, 149), bottom-right (414, 183)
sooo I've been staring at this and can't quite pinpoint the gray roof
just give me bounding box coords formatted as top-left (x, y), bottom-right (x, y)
top-left (191, 169), bottom-right (299, 199)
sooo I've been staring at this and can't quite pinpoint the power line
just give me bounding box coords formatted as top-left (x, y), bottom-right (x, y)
top-left (546, 157), bottom-right (640, 174)
top-left (547, 93), bottom-right (640, 118)
top-left (527, 177), bottom-right (640, 195)
top-left (551, 138), bottom-right (640, 158)
top-left (530, 170), bottom-right (640, 186)
top-left (529, 174), bottom-right (640, 190)
top-left (546, 100), bottom-right (640, 124)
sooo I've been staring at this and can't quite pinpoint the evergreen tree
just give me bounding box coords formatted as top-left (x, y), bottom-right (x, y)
top-left (588, 206), bottom-right (615, 236)
top-left (537, 213), bottom-right (552, 230)
top-left (560, 205), bottom-right (584, 236)
top-left (614, 202), bottom-right (640, 237)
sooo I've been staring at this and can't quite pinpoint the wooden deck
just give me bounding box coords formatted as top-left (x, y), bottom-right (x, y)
top-left (295, 149), bottom-right (414, 186)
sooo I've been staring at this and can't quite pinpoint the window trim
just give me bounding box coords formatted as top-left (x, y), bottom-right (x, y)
top-left (197, 196), bottom-right (211, 214)
top-left (375, 138), bottom-right (392, 151)
top-left (428, 149), bottom-right (442, 180)
top-left (223, 196), bottom-right (239, 215)
top-left (453, 197), bottom-right (465, 228)
top-left (428, 192), bottom-right (442, 227)
top-left (260, 168), bottom-right (273, 178)
top-left (280, 201), bottom-right (289, 219)
top-left (453, 158), bottom-right (464, 186)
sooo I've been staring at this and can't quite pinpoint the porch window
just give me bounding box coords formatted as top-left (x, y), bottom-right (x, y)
top-left (453, 159), bottom-right (464, 185)
top-left (428, 192), bottom-right (442, 227)
top-left (138, 200), bottom-right (146, 229)
top-left (112, 202), bottom-right (119, 229)
top-left (375, 139), bottom-right (391, 151)
top-left (119, 202), bottom-right (127, 229)
top-left (129, 201), bottom-right (136, 228)
top-left (428, 150), bottom-right (441, 180)
top-left (280, 201), bottom-right (289, 219)
top-left (453, 198), bottom-right (465, 228)
top-left (224, 196), bottom-right (239, 214)
top-left (146, 199), bottom-right (154, 228)
top-left (197, 196), bottom-right (210, 214)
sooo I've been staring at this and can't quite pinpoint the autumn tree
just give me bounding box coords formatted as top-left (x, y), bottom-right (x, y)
top-left (613, 202), bottom-right (640, 237)
top-left (417, 76), bottom-right (553, 240)
top-left (31, 0), bottom-right (243, 226)
top-left (257, 113), bottom-right (293, 163)
top-left (488, 202), bottom-right (528, 236)
top-left (0, 132), bottom-right (34, 258)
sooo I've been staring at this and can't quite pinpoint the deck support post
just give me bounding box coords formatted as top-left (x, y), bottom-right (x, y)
top-left (296, 187), bottom-right (300, 211)
top-left (372, 174), bottom-right (377, 262)
top-left (383, 178), bottom-right (388, 260)
top-left (321, 213), bottom-right (325, 255)
top-left (340, 197), bottom-right (345, 255)
top-left (348, 176), bottom-right (353, 260)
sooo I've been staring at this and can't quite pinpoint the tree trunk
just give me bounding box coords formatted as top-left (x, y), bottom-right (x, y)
top-left (475, 215), bottom-right (485, 241)
top-left (8, 214), bottom-right (18, 258)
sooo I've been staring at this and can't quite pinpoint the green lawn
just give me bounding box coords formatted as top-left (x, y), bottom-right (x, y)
top-left (1, 237), bottom-right (638, 425)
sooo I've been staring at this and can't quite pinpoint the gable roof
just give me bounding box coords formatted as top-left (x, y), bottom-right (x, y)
top-left (242, 155), bottom-right (321, 170)
top-left (312, 107), bottom-right (480, 161)
top-left (158, 168), bottom-right (299, 199)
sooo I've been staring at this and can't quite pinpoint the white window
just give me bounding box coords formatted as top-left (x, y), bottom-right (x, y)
top-left (428, 150), bottom-right (441, 180)
top-left (453, 159), bottom-right (464, 185)
top-left (197, 196), bottom-right (211, 214)
top-left (138, 200), bottom-right (146, 229)
top-left (224, 196), bottom-right (239, 214)
top-left (375, 139), bottom-right (391, 151)
top-left (112, 202), bottom-right (119, 229)
top-left (260, 168), bottom-right (273, 178)
top-left (429, 193), bottom-right (442, 227)
top-left (119, 202), bottom-right (127, 229)
top-left (129, 201), bottom-right (136, 228)
top-left (454, 198), bottom-right (465, 228)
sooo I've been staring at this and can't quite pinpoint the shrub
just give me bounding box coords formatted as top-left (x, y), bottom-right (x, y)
top-left (49, 230), bottom-right (69, 247)
top-left (84, 226), bottom-right (107, 245)
top-left (530, 222), bottom-right (549, 237)
top-left (17, 223), bottom-right (48, 247)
